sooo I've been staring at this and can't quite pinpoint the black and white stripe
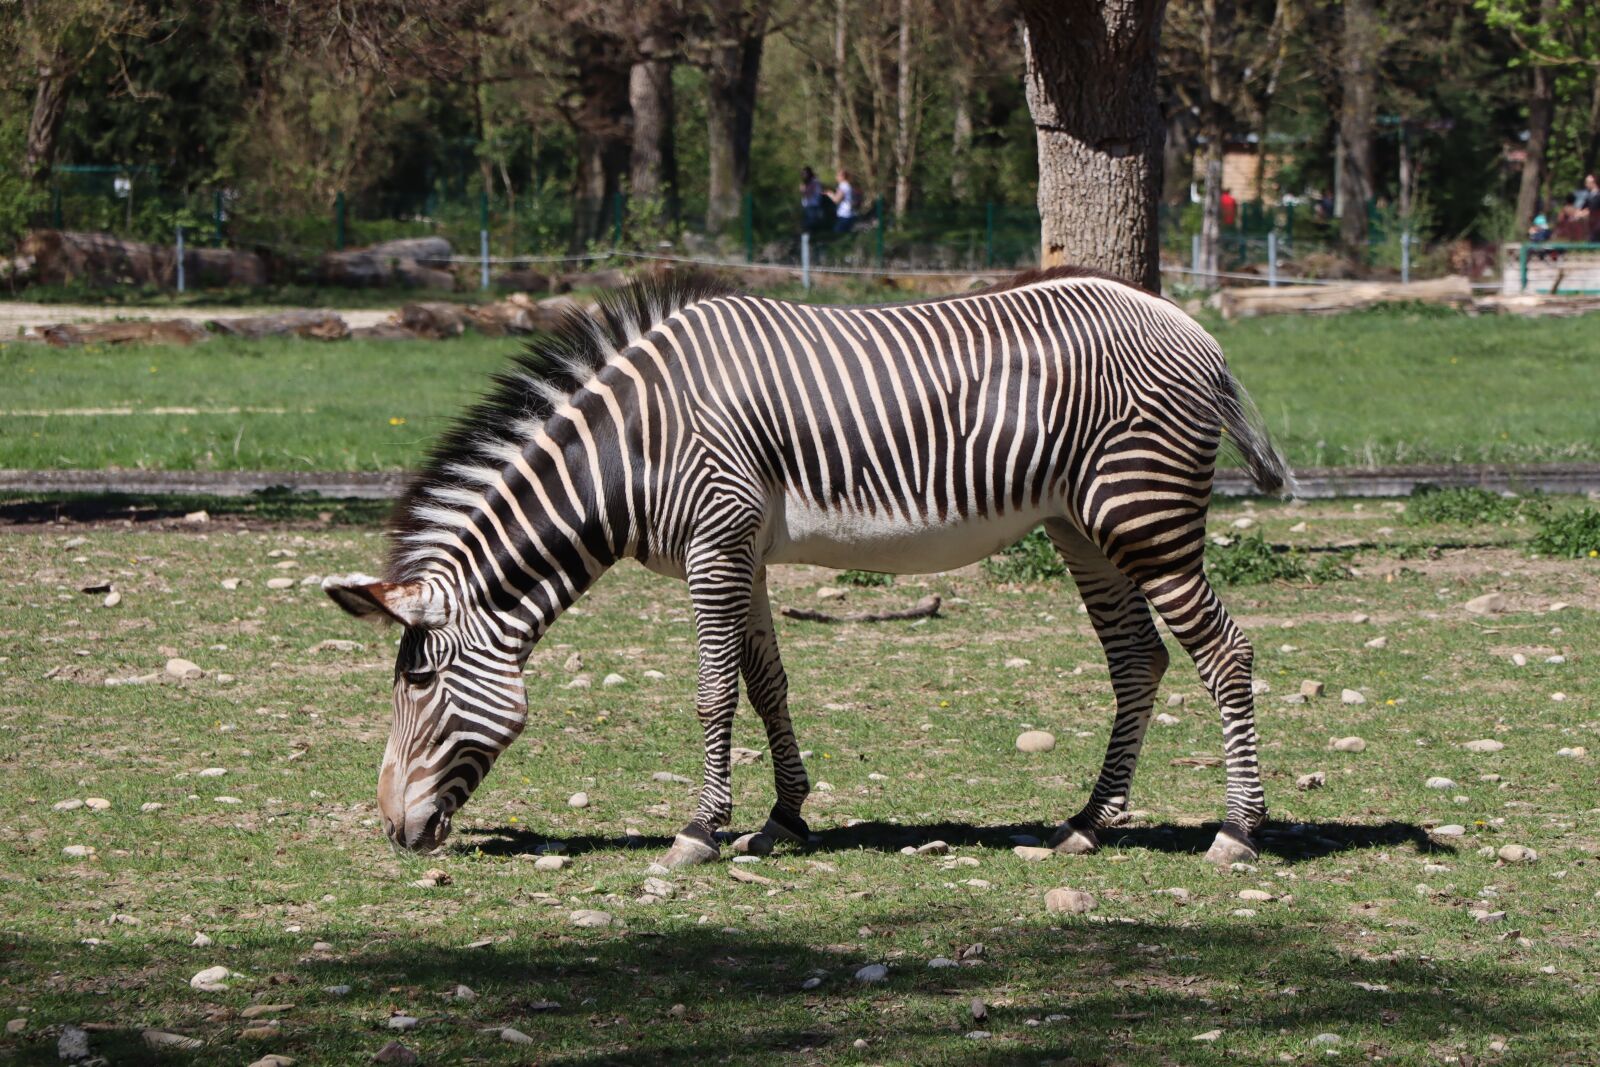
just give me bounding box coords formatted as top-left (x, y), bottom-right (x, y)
top-left (326, 267), bottom-right (1292, 866)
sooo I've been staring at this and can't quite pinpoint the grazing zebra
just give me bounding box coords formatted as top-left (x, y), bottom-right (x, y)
top-left (325, 267), bottom-right (1292, 869)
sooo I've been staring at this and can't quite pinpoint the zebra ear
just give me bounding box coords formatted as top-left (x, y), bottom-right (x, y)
top-left (322, 574), bottom-right (439, 628)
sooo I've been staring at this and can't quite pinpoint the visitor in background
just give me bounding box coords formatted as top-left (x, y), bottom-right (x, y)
top-left (800, 166), bottom-right (825, 231)
top-left (828, 169), bottom-right (856, 233)
top-left (1220, 187), bottom-right (1238, 228)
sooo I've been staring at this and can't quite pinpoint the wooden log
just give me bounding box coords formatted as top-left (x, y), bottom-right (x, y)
top-left (494, 268), bottom-right (554, 293)
top-left (21, 230), bottom-right (172, 286)
top-left (41, 319), bottom-right (209, 347)
top-left (460, 301), bottom-right (536, 337)
top-left (181, 246), bottom-right (267, 288)
top-left (779, 594), bottom-right (942, 624)
top-left (396, 302), bottom-right (468, 339)
top-left (555, 267), bottom-right (630, 293)
top-left (1473, 293), bottom-right (1600, 318)
top-left (206, 310), bottom-right (348, 340)
top-left (350, 322), bottom-right (422, 341)
top-left (1216, 275), bottom-right (1474, 319)
top-left (320, 237), bottom-right (455, 289)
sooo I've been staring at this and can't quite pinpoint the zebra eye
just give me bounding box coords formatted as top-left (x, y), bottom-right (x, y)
top-left (403, 669), bottom-right (437, 689)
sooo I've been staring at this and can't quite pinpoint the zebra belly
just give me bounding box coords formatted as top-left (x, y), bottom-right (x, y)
top-left (764, 498), bottom-right (1054, 574)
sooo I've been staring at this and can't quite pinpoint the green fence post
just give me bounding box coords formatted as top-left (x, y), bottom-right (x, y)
top-left (743, 193), bottom-right (754, 263)
top-left (985, 202), bottom-right (995, 268)
top-left (335, 191), bottom-right (346, 250)
top-left (1519, 242), bottom-right (1529, 293)
top-left (875, 196), bottom-right (885, 268)
top-left (213, 189), bottom-right (224, 247)
top-left (613, 191), bottom-right (625, 246)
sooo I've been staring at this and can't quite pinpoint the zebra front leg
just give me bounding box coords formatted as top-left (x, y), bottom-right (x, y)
top-left (1140, 567), bottom-right (1267, 865)
top-left (659, 541), bottom-right (756, 870)
top-left (1043, 521), bottom-right (1170, 855)
top-left (743, 570), bottom-right (811, 846)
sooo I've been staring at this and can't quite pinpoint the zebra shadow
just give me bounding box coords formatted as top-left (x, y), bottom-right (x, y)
top-left (465, 818), bottom-right (1446, 863)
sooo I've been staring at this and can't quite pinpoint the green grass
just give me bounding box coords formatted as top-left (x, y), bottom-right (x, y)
top-left (2, 305), bottom-right (1598, 472)
top-left (1, 496), bottom-right (1595, 1064)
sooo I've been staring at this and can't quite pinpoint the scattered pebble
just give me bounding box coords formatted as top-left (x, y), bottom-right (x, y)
top-left (1557, 746), bottom-right (1587, 758)
top-left (1044, 888), bottom-right (1096, 914)
top-left (731, 747), bottom-right (763, 765)
top-left (562, 652), bottom-right (584, 672)
top-left (915, 840), bottom-right (950, 856)
top-left (1432, 824), bottom-right (1467, 838)
top-left (1425, 777), bottom-right (1456, 790)
top-left (144, 1030), bottom-right (204, 1051)
top-left (602, 673), bottom-right (627, 687)
top-left (1155, 887), bottom-right (1191, 900)
top-left (854, 963), bottom-right (889, 984)
top-left (198, 767), bottom-right (227, 778)
top-left (1154, 712), bottom-right (1181, 726)
top-left (5, 1019), bottom-right (24, 1035)
top-left (1003, 657), bottom-right (1031, 669)
top-left (1511, 653), bottom-right (1527, 667)
top-left (568, 792), bottom-right (589, 808)
top-left (1330, 736), bottom-right (1366, 753)
top-left (386, 1015), bottom-right (418, 1031)
top-left (371, 1040), bottom-right (418, 1065)
top-left (533, 855), bottom-right (569, 871)
top-left (1167, 693), bottom-right (1185, 707)
top-left (1231, 908), bottom-right (1256, 918)
top-left (191, 932), bottom-right (213, 948)
top-left (966, 1030), bottom-right (993, 1040)
top-left (1497, 844), bottom-right (1537, 864)
top-left (642, 669), bottom-right (666, 681)
top-left (1551, 693), bottom-right (1567, 703)
top-left (1296, 772), bottom-right (1325, 791)
top-left (1238, 889), bottom-right (1273, 902)
top-left (58, 1026), bottom-right (90, 1060)
top-left (802, 976), bottom-right (824, 990)
top-left (1193, 1029), bottom-right (1223, 1042)
top-left (103, 590), bottom-right (121, 608)
top-left (1364, 636), bottom-right (1388, 649)
top-left (1311, 1033), bottom-right (1342, 1047)
top-left (1013, 845), bottom-right (1054, 862)
top-left (652, 771), bottom-right (691, 784)
top-left (1545, 654), bottom-right (1566, 665)
top-left (570, 909), bottom-right (613, 929)
top-left (1299, 680), bottom-right (1325, 699)
top-left (265, 577), bottom-right (296, 590)
top-left (1350, 612), bottom-right (1370, 624)
top-left (165, 658), bottom-right (204, 681)
top-left (62, 844), bottom-right (95, 859)
top-left (565, 675), bottom-right (591, 690)
top-left (1015, 730), bottom-right (1056, 754)
top-left (928, 957), bottom-right (958, 969)
top-left (1340, 689), bottom-right (1366, 706)
top-left (1463, 739), bottom-right (1504, 753)
top-left (190, 965), bottom-right (230, 991)
top-left (141, 802), bottom-right (163, 812)
top-left (815, 587), bottom-right (846, 601)
top-left (1464, 592), bottom-right (1506, 616)
top-left (53, 798), bottom-right (85, 812)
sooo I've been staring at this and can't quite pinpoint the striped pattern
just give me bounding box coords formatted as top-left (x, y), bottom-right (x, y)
top-left (326, 267), bottom-right (1292, 867)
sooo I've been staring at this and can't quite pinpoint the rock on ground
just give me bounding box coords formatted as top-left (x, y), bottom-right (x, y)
top-left (1340, 688), bottom-right (1366, 705)
top-left (1330, 736), bottom-right (1367, 753)
top-left (1045, 888), bottom-right (1096, 914)
top-left (854, 963), bottom-right (889, 984)
top-left (1015, 730), bottom-right (1056, 753)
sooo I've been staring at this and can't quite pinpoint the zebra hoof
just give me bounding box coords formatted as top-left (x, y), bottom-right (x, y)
top-left (659, 830), bottom-right (721, 869)
top-left (762, 806), bottom-right (811, 847)
top-left (1204, 823), bottom-right (1260, 866)
top-left (1047, 823), bottom-right (1100, 855)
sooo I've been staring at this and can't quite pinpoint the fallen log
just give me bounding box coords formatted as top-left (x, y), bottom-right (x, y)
top-left (350, 322), bottom-right (422, 341)
top-left (206, 309), bottom-right (348, 340)
top-left (320, 237), bottom-right (455, 289)
top-left (396, 302), bottom-right (467, 339)
top-left (461, 301), bottom-right (536, 337)
top-left (17, 230), bottom-right (267, 288)
top-left (41, 319), bottom-right (210, 347)
top-left (779, 594), bottom-right (941, 624)
top-left (1215, 275), bottom-right (1474, 319)
top-left (1473, 293), bottom-right (1600, 318)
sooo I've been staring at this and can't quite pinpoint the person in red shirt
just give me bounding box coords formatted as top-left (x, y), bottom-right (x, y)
top-left (1220, 188), bottom-right (1238, 227)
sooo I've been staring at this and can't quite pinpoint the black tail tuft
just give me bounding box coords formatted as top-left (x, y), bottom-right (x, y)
top-left (1213, 370), bottom-right (1295, 498)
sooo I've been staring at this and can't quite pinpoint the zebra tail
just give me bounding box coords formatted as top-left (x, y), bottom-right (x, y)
top-left (1212, 370), bottom-right (1296, 499)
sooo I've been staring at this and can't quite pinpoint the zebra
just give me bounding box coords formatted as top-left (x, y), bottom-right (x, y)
top-left (324, 266), bottom-right (1293, 870)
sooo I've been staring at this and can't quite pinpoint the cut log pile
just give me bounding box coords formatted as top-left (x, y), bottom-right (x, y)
top-left (206, 309), bottom-right (348, 340)
top-left (320, 237), bottom-right (455, 290)
top-left (18, 230), bottom-right (267, 289)
top-left (1214, 275), bottom-right (1475, 319)
top-left (39, 319), bottom-right (212, 347)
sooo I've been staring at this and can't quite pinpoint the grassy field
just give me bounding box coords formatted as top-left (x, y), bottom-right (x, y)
top-left (2, 305), bottom-right (1597, 472)
top-left (1, 495), bottom-right (1596, 1064)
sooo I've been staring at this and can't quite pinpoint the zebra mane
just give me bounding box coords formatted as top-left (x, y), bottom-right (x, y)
top-left (385, 270), bottom-right (734, 579)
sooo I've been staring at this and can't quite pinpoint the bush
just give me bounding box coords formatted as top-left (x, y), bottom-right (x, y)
top-left (1529, 508), bottom-right (1600, 559)
top-left (1206, 533), bottom-right (1308, 585)
top-left (838, 569), bottom-right (894, 588)
top-left (983, 529), bottom-right (1067, 583)
top-left (1406, 486), bottom-right (1518, 526)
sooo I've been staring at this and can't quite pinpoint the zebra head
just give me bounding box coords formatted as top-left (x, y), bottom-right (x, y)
top-left (323, 573), bottom-right (528, 852)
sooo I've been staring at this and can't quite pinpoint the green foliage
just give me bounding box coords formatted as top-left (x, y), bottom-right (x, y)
top-left (1205, 532), bottom-right (1307, 585)
top-left (0, 114), bottom-right (45, 250)
top-left (983, 528), bottom-right (1066, 583)
top-left (1406, 486), bottom-right (1519, 525)
top-left (1529, 508), bottom-right (1600, 559)
top-left (838, 569), bottom-right (895, 588)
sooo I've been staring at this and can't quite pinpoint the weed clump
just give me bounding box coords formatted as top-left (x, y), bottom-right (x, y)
top-left (986, 529), bottom-right (1349, 586)
top-left (838, 569), bottom-right (895, 587)
top-left (1406, 485), bottom-right (1548, 526)
top-left (1530, 507), bottom-right (1600, 559)
top-left (1206, 533), bottom-right (1306, 584)
top-left (984, 529), bottom-right (1067, 582)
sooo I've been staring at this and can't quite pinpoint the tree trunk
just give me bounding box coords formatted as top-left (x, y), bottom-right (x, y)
top-left (950, 65), bottom-right (973, 201)
top-left (26, 54), bottom-right (73, 184)
top-left (1516, 58), bottom-right (1555, 232)
top-left (1584, 69), bottom-right (1600, 177)
top-left (893, 0), bottom-right (915, 217)
top-left (1199, 140), bottom-right (1223, 285)
top-left (1019, 0), bottom-right (1168, 291)
top-left (704, 11), bottom-right (768, 233)
top-left (569, 32), bottom-right (633, 245)
top-left (1197, 0), bottom-right (1233, 287)
top-left (1338, 0), bottom-right (1378, 254)
top-left (628, 38), bottom-right (676, 206)
top-left (832, 0), bottom-right (847, 172)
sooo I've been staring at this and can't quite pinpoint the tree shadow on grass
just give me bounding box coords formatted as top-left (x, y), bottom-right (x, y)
top-left (466, 818), bottom-right (1447, 866)
top-left (9, 909), bottom-right (1587, 1066)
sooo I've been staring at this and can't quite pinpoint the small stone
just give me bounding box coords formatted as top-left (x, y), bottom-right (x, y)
top-left (1340, 688), bottom-right (1366, 705)
top-left (966, 1030), bottom-right (993, 1040)
top-left (1545, 654), bottom-right (1566, 664)
top-left (311, 941), bottom-right (333, 952)
top-left (1044, 888), bottom-right (1096, 914)
top-left (570, 909), bottom-right (613, 929)
top-left (1463, 738), bottom-right (1505, 753)
top-left (1238, 889), bottom-right (1273, 902)
top-left (1154, 712), bottom-right (1181, 726)
top-left (1425, 777), bottom-right (1456, 789)
top-left (198, 767), bottom-right (227, 777)
top-left (1155, 887), bottom-right (1191, 900)
top-left (191, 931), bottom-right (213, 947)
top-left (564, 675), bottom-right (591, 690)
top-left (103, 591), bottom-right (121, 608)
top-left (58, 1025), bottom-right (91, 1060)
top-left (371, 1041), bottom-right (419, 1065)
top-left (1557, 746), bottom-right (1587, 757)
top-left (730, 746), bottom-right (763, 765)
top-left (1231, 908), bottom-right (1257, 918)
top-left (221, 578), bottom-right (244, 590)
top-left (265, 577), bottom-right (295, 590)
top-left (1497, 844), bottom-right (1537, 863)
top-left (144, 1030), bottom-right (204, 1051)
top-left (853, 1038), bottom-right (869, 1049)
top-left (141, 802), bottom-right (163, 812)
top-left (652, 771), bottom-right (692, 784)
top-left (1311, 1033), bottom-right (1342, 1047)
top-left (1364, 636), bottom-right (1388, 649)
top-left (325, 985), bottom-right (352, 996)
top-left (214, 795), bottom-right (242, 805)
top-left (1330, 736), bottom-right (1366, 753)
top-left (568, 792), bottom-right (589, 808)
top-left (1015, 730), bottom-right (1056, 753)
top-left (248, 1057), bottom-right (296, 1067)
top-left (1551, 692), bottom-right (1568, 702)
top-left (602, 673), bottom-right (626, 687)
top-left (1432, 824), bottom-right (1467, 838)
top-left (1351, 612), bottom-right (1370, 624)
top-left (815, 586), bottom-right (847, 601)
top-left (1166, 693), bottom-right (1185, 707)
top-left (854, 963), bottom-right (889, 984)
top-left (165, 657), bottom-right (204, 681)
top-left (447, 984), bottom-right (476, 1001)
top-left (183, 510), bottom-right (210, 524)
top-left (1231, 516), bottom-right (1256, 529)
top-left (1472, 909), bottom-right (1507, 924)
top-left (53, 798), bottom-right (84, 812)
top-left (500, 1028), bottom-right (533, 1045)
top-left (1299, 680), bottom-right (1325, 699)
top-left (732, 832), bottom-right (773, 856)
top-left (915, 840), bottom-right (950, 856)
top-left (190, 965), bottom-right (230, 990)
top-left (1464, 592), bottom-right (1506, 615)
top-left (85, 798), bottom-right (111, 814)
top-left (1511, 653), bottom-right (1528, 667)
top-left (1193, 1029), bottom-right (1223, 1042)
top-left (642, 669), bottom-right (666, 681)
top-left (62, 844), bottom-right (95, 858)
top-left (534, 855), bottom-right (569, 871)
top-left (562, 652), bottom-right (583, 672)
top-left (1013, 845), bottom-right (1054, 862)
top-left (928, 957), bottom-right (958, 969)
top-left (642, 877), bottom-right (675, 899)
top-left (1289, 521), bottom-right (1308, 532)
top-left (1296, 772), bottom-right (1325, 791)
top-left (386, 1015), bottom-right (418, 1031)
top-left (802, 976), bottom-right (823, 990)
top-left (1003, 657), bottom-right (1031, 669)
top-left (5, 1019), bottom-right (24, 1035)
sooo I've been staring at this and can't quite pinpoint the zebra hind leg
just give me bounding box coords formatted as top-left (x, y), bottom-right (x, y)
top-left (1041, 520), bottom-right (1170, 855)
top-left (742, 570), bottom-right (812, 848)
top-left (658, 541), bottom-right (757, 870)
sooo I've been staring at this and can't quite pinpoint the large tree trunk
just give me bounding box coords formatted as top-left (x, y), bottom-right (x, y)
top-left (892, 0), bottom-right (916, 217)
top-left (831, 0), bottom-right (847, 172)
top-left (1515, 35), bottom-right (1556, 231)
top-left (1338, 0), bottom-right (1378, 254)
top-left (1584, 70), bottom-right (1600, 177)
top-left (1196, 0), bottom-right (1234, 287)
top-left (570, 32), bottom-right (633, 245)
top-left (628, 36), bottom-right (676, 207)
top-left (704, 12), bottom-right (768, 233)
top-left (1019, 0), bottom-right (1168, 291)
top-left (26, 54), bottom-right (73, 184)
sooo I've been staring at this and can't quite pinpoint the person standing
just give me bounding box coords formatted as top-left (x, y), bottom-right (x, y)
top-left (800, 166), bottom-right (825, 231)
top-left (828, 168), bottom-right (857, 233)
